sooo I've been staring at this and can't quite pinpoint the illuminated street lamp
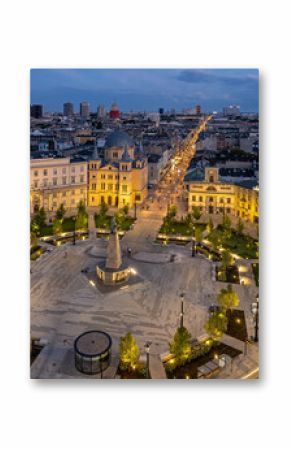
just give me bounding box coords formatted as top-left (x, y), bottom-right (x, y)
top-left (251, 294), bottom-right (259, 342)
top-left (179, 292), bottom-right (185, 328)
top-left (72, 216), bottom-right (76, 245)
top-left (144, 341), bottom-right (152, 379)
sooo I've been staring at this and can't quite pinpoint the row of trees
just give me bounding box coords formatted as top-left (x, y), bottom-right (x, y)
top-left (119, 285), bottom-right (240, 372)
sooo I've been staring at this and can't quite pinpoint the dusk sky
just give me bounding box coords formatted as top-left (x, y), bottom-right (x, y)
top-left (31, 69), bottom-right (259, 113)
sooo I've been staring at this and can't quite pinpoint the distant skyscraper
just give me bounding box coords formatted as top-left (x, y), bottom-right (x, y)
top-left (223, 105), bottom-right (240, 117)
top-left (195, 105), bottom-right (201, 115)
top-left (30, 104), bottom-right (43, 119)
top-left (97, 104), bottom-right (106, 120)
top-left (63, 102), bottom-right (74, 116)
top-left (109, 102), bottom-right (120, 120)
top-left (80, 102), bottom-right (90, 118)
top-left (159, 108), bottom-right (164, 114)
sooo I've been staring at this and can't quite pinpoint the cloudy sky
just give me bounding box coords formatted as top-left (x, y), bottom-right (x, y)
top-left (31, 68), bottom-right (259, 113)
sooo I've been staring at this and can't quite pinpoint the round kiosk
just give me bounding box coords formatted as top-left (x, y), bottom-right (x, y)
top-left (74, 330), bottom-right (112, 375)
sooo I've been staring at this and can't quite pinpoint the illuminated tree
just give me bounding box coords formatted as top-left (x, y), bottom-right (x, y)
top-left (210, 232), bottom-right (219, 251)
top-left (169, 326), bottom-right (192, 364)
top-left (221, 249), bottom-right (234, 268)
top-left (76, 200), bottom-right (88, 230)
top-left (30, 231), bottom-right (38, 248)
top-left (207, 218), bottom-right (214, 234)
top-left (205, 311), bottom-right (228, 341)
top-left (53, 218), bottom-right (62, 236)
top-left (192, 206), bottom-right (201, 222)
top-left (56, 203), bottom-right (66, 221)
top-left (237, 217), bottom-right (244, 234)
top-left (122, 205), bottom-right (129, 216)
top-left (100, 201), bottom-right (108, 217)
top-left (119, 333), bottom-right (140, 370)
top-left (195, 226), bottom-right (203, 243)
top-left (30, 207), bottom-right (46, 236)
top-left (222, 213), bottom-right (231, 230)
top-left (217, 284), bottom-right (240, 311)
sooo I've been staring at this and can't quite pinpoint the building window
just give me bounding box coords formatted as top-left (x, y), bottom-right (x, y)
top-left (209, 197), bottom-right (213, 202)
top-left (101, 174), bottom-right (105, 179)
top-left (34, 170), bottom-right (38, 177)
top-left (43, 179), bottom-right (48, 187)
top-left (220, 198), bottom-right (224, 204)
top-left (192, 195), bottom-right (196, 202)
top-left (92, 183), bottom-right (96, 190)
top-left (62, 177), bottom-right (67, 185)
top-left (34, 180), bottom-right (38, 188)
top-left (101, 183), bottom-right (105, 190)
top-left (101, 196), bottom-right (105, 203)
top-left (71, 176), bottom-right (75, 184)
top-left (199, 196), bottom-right (203, 202)
top-left (227, 208), bottom-right (231, 213)
top-left (219, 207), bottom-right (223, 213)
top-left (209, 206), bottom-right (214, 214)
top-left (53, 178), bottom-right (57, 186)
top-left (122, 185), bottom-right (127, 193)
top-left (108, 175), bottom-right (113, 180)
top-left (123, 176), bottom-right (127, 181)
top-left (115, 175), bottom-right (118, 180)
top-left (108, 184), bottom-right (113, 191)
top-left (135, 194), bottom-right (141, 201)
top-left (115, 185), bottom-right (119, 191)
top-left (80, 175), bottom-right (84, 183)
top-left (227, 198), bottom-right (231, 204)
top-left (209, 175), bottom-right (214, 183)
top-left (92, 196), bottom-right (95, 202)
top-left (62, 168), bottom-right (66, 174)
top-left (53, 169), bottom-right (57, 175)
top-left (43, 169), bottom-right (48, 176)
top-left (113, 152), bottom-right (118, 158)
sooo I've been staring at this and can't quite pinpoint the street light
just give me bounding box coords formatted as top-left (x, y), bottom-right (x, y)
top-left (144, 341), bottom-right (152, 379)
top-left (72, 216), bottom-right (76, 245)
top-left (251, 294), bottom-right (259, 342)
top-left (180, 292), bottom-right (185, 328)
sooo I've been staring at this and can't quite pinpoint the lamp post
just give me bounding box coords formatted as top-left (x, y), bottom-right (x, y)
top-left (144, 341), bottom-right (152, 379)
top-left (251, 294), bottom-right (259, 342)
top-left (180, 292), bottom-right (185, 328)
top-left (134, 201), bottom-right (137, 220)
top-left (72, 216), bottom-right (76, 245)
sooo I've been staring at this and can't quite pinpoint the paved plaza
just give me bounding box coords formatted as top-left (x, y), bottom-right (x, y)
top-left (30, 218), bottom-right (258, 378)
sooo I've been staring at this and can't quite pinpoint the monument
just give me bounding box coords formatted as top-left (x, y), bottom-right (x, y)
top-left (96, 217), bottom-right (130, 285)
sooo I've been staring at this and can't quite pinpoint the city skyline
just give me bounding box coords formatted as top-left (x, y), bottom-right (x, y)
top-left (31, 68), bottom-right (259, 113)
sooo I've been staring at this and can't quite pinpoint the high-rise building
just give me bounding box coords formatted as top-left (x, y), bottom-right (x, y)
top-left (159, 108), bottom-right (164, 115)
top-left (30, 104), bottom-right (43, 119)
top-left (223, 105), bottom-right (240, 117)
top-left (63, 102), bottom-right (74, 117)
top-left (109, 102), bottom-right (120, 119)
top-left (97, 104), bottom-right (106, 120)
top-left (80, 102), bottom-right (90, 118)
top-left (195, 105), bottom-right (201, 115)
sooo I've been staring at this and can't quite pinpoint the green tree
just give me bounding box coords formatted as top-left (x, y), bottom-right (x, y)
top-left (56, 203), bottom-right (66, 221)
top-left (236, 217), bottom-right (244, 234)
top-left (169, 326), bottom-right (192, 364)
top-left (30, 231), bottom-right (38, 248)
top-left (192, 206), bottom-right (201, 222)
top-left (205, 311), bottom-right (228, 341)
top-left (100, 201), bottom-right (108, 217)
top-left (76, 200), bottom-right (88, 230)
top-left (207, 218), bottom-right (214, 234)
top-left (222, 213), bottom-right (231, 230)
top-left (53, 218), bottom-right (62, 235)
top-left (167, 205), bottom-right (177, 219)
top-left (221, 249), bottom-right (234, 268)
top-left (30, 207), bottom-right (46, 236)
top-left (119, 333), bottom-right (140, 370)
top-left (210, 232), bottom-right (219, 251)
top-left (122, 205), bottom-right (129, 216)
top-left (217, 284), bottom-right (240, 311)
top-left (195, 226), bottom-right (203, 243)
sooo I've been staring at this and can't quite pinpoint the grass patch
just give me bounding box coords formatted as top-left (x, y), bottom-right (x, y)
top-left (159, 219), bottom-right (206, 236)
top-left (95, 214), bottom-right (135, 232)
top-left (208, 225), bottom-right (258, 259)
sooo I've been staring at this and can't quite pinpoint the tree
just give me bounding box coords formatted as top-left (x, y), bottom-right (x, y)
top-left (205, 311), bottom-right (228, 341)
top-left (167, 205), bottom-right (177, 219)
top-left (53, 218), bottom-right (62, 235)
top-left (185, 213), bottom-right (193, 229)
top-left (210, 232), bottom-right (219, 251)
top-left (122, 204), bottom-right (129, 216)
top-left (207, 218), bottom-right (214, 234)
top-left (76, 200), bottom-right (88, 230)
top-left (30, 207), bottom-right (46, 236)
top-left (100, 201), bottom-right (108, 217)
top-left (221, 249), bottom-right (234, 268)
top-left (169, 326), bottom-right (192, 364)
top-left (194, 226), bottom-right (203, 243)
top-left (222, 213), bottom-right (231, 230)
top-left (30, 231), bottom-right (38, 248)
top-left (56, 203), bottom-right (66, 221)
top-left (119, 333), bottom-right (140, 370)
top-left (217, 284), bottom-right (240, 311)
top-left (192, 206), bottom-right (201, 222)
top-left (236, 217), bottom-right (244, 234)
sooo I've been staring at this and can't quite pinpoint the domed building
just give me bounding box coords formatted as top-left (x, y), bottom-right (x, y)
top-left (88, 130), bottom-right (148, 209)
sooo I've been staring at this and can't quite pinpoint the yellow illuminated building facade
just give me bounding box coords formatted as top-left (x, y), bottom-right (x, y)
top-left (185, 167), bottom-right (259, 224)
top-left (88, 131), bottom-right (148, 208)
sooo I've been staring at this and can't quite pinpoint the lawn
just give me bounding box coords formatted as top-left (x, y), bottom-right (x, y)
top-left (215, 265), bottom-right (240, 283)
top-left (159, 219), bottom-right (206, 236)
top-left (252, 263), bottom-right (259, 286)
top-left (94, 213), bottom-right (135, 232)
top-left (225, 309), bottom-right (248, 342)
top-left (208, 225), bottom-right (258, 259)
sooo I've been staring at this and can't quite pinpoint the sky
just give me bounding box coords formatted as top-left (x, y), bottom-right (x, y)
top-left (30, 68), bottom-right (259, 113)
